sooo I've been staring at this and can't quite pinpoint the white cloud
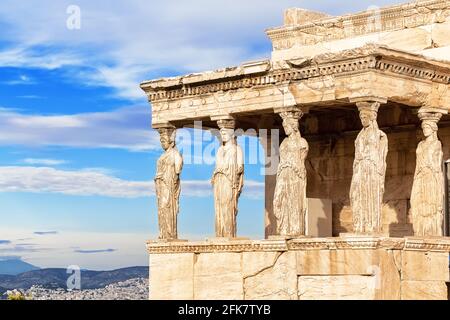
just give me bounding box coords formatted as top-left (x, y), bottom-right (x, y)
top-left (0, 166), bottom-right (264, 199)
top-left (0, 46), bottom-right (83, 70)
top-left (0, 106), bottom-right (158, 151)
top-left (0, 0), bottom-right (406, 100)
top-left (22, 158), bottom-right (67, 166)
top-left (0, 166), bottom-right (151, 198)
top-left (3, 74), bottom-right (36, 85)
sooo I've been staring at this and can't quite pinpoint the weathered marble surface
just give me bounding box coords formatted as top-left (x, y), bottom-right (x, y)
top-left (411, 110), bottom-right (446, 237)
top-left (212, 119), bottom-right (244, 238)
top-left (296, 249), bottom-right (376, 275)
top-left (147, 237), bottom-right (450, 300)
top-left (273, 110), bottom-right (309, 236)
top-left (350, 102), bottom-right (388, 234)
top-left (149, 252), bottom-right (194, 300)
top-left (401, 281), bottom-right (448, 300)
top-left (154, 126), bottom-right (183, 240)
top-left (298, 275), bottom-right (377, 300)
top-left (243, 251), bottom-right (297, 300)
top-left (401, 250), bottom-right (449, 282)
top-left (194, 252), bottom-right (243, 300)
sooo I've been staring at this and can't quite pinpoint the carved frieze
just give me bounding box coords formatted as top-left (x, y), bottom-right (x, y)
top-left (146, 237), bottom-right (450, 254)
top-left (267, 0), bottom-right (450, 48)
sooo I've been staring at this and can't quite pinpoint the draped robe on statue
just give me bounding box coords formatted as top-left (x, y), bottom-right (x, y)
top-left (411, 139), bottom-right (444, 236)
top-left (273, 133), bottom-right (309, 236)
top-left (350, 126), bottom-right (388, 233)
top-left (212, 143), bottom-right (244, 238)
top-left (155, 147), bottom-right (183, 239)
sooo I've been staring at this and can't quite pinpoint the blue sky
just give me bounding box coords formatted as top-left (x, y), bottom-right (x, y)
top-left (0, 0), bottom-right (405, 270)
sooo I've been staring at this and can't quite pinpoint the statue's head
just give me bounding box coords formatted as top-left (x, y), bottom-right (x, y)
top-left (217, 119), bottom-right (236, 144)
top-left (220, 128), bottom-right (234, 143)
top-left (419, 112), bottom-right (441, 138)
top-left (282, 118), bottom-right (299, 136)
top-left (359, 110), bottom-right (377, 128)
top-left (357, 102), bottom-right (380, 128)
top-left (158, 127), bottom-right (176, 151)
top-left (280, 110), bottom-right (302, 136)
top-left (421, 121), bottom-right (437, 137)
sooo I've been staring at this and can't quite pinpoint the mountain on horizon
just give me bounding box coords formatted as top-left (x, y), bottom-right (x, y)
top-left (0, 259), bottom-right (40, 276)
top-left (0, 266), bottom-right (148, 295)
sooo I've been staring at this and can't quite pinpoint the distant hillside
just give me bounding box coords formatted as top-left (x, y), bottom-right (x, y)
top-left (0, 259), bottom-right (40, 276)
top-left (0, 266), bottom-right (148, 295)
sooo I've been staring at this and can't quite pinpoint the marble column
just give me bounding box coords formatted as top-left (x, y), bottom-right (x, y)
top-left (211, 116), bottom-right (244, 238)
top-left (410, 107), bottom-right (448, 237)
top-left (154, 124), bottom-right (183, 240)
top-left (273, 107), bottom-right (309, 237)
top-left (349, 100), bottom-right (388, 234)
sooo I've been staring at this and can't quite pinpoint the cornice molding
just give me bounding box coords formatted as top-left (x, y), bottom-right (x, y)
top-left (142, 46), bottom-right (450, 103)
top-left (146, 236), bottom-right (450, 254)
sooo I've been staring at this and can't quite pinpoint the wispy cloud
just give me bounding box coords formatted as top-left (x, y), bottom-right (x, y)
top-left (0, 166), bottom-right (264, 198)
top-left (74, 248), bottom-right (117, 254)
top-left (0, 46), bottom-right (83, 70)
top-left (0, 166), bottom-right (151, 198)
top-left (22, 158), bottom-right (67, 166)
top-left (0, 255), bottom-right (22, 261)
top-left (34, 231), bottom-right (58, 236)
top-left (4, 74), bottom-right (36, 85)
top-left (0, 105), bottom-right (158, 151)
top-left (16, 95), bottom-right (45, 100)
top-left (79, 167), bottom-right (117, 175)
top-left (0, 244), bottom-right (46, 254)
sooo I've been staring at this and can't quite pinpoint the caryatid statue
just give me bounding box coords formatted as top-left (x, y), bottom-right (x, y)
top-left (273, 110), bottom-right (309, 236)
top-left (350, 102), bottom-right (388, 234)
top-left (410, 110), bottom-right (445, 237)
top-left (212, 119), bottom-right (244, 238)
top-left (154, 125), bottom-right (183, 240)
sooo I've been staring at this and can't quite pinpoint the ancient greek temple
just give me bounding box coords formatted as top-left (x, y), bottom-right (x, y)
top-left (141, 0), bottom-right (450, 300)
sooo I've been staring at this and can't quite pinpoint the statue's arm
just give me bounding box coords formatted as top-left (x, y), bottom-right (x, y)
top-left (174, 150), bottom-right (183, 176)
top-left (434, 141), bottom-right (444, 174)
top-left (237, 146), bottom-right (244, 193)
top-left (353, 137), bottom-right (361, 168)
top-left (300, 138), bottom-right (309, 167)
top-left (301, 138), bottom-right (309, 152)
top-left (378, 132), bottom-right (388, 176)
top-left (237, 146), bottom-right (244, 172)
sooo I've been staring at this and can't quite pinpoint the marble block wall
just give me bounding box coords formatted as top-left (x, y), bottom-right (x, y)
top-left (147, 237), bottom-right (450, 300)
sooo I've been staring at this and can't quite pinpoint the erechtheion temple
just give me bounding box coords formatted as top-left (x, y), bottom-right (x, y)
top-left (141, 0), bottom-right (450, 300)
